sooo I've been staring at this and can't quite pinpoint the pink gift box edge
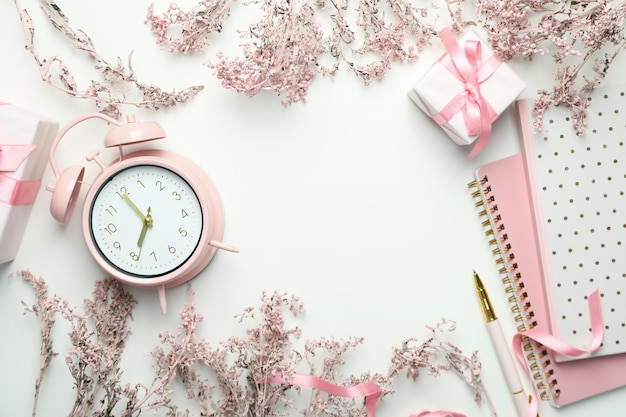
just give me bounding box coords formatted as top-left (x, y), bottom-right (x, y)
top-left (0, 104), bottom-right (59, 264)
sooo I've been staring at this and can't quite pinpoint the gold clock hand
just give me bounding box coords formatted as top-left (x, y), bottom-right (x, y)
top-left (137, 208), bottom-right (153, 248)
top-left (122, 193), bottom-right (147, 222)
top-left (137, 223), bottom-right (149, 248)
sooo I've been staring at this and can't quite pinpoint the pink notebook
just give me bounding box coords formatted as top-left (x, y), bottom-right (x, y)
top-left (469, 152), bottom-right (626, 407)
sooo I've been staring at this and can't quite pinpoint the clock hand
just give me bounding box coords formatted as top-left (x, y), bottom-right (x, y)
top-left (137, 223), bottom-right (149, 249)
top-left (122, 193), bottom-right (147, 222)
top-left (137, 207), bottom-right (153, 248)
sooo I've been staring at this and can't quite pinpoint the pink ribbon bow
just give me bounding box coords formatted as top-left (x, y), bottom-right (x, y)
top-left (0, 143), bottom-right (41, 205)
top-left (432, 28), bottom-right (503, 160)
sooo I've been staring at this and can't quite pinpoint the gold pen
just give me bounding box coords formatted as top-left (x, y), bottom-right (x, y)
top-left (474, 270), bottom-right (529, 417)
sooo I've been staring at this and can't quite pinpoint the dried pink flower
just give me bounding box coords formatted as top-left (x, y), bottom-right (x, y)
top-left (13, 273), bottom-right (493, 417)
top-left (146, 1), bottom-right (237, 53)
top-left (13, 0), bottom-right (626, 115)
top-left (13, 0), bottom-right (204, 119)
top-left (11, 270), bottom-right (59, 417)
top-left (147, 0), bottom-right (461, 104)
top-left (11, 271), bottom-right (137, 417)
top-left (476, 0), bottom-right (626, 133)
top-left (207, 0), bottom-right (445, 104)
top-left (389, 318), bottom-right (495, 409)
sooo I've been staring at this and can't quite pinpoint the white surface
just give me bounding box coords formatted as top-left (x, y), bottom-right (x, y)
top-left (1, 2), bottom-right (625, 416)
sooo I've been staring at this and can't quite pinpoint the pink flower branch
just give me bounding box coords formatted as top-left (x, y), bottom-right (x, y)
top-left (146, 0), bottom-right (238, 53)
top-left (12, 273), bottom-right (494, 417)
top-left (11, 271), bottom-right (59, 417)
top-left (12, 1), bottom-right (626, 116)
top-left (207, 0), bottom-right (446, 104)
top-left (13, 0), bottom-right (204, 119)
top-left (476, 0), bottom-right (626, 133)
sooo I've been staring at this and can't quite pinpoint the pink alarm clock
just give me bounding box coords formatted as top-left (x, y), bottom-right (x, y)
top-left (46, 113), bottom-right (238, 313)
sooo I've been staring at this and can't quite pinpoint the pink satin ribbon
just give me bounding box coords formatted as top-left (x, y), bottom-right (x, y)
top-left (433, 28), bottom-right (502, 160)
top-left (0, 143), bottom-right (41, 205)
top-left (513, 289), bottom-right (604, 417)
top-left (410, 411), bottom-right (467, 417)
top-left (263, 371), bottom-right (469, 417)
top-left (264, 372), bottom-right (381, 417)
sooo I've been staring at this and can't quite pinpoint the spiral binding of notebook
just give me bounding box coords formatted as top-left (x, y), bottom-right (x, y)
top-left (468, 173), bottom-right (559, 403)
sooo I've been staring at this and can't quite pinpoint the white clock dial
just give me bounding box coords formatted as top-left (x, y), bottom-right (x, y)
top-left (89, 164), bottom-right (203, 277)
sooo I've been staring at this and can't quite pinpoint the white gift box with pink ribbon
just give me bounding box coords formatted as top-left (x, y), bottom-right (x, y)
top-left (0, 103), bottom-right (58, 264)
top-left (408, 28), bottom-right (526, 159)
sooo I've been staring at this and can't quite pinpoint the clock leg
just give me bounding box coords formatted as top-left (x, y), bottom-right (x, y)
top-left (158, 285), bottom-right (167, 314)
top-left (209, 240), bottom-right (239, 252)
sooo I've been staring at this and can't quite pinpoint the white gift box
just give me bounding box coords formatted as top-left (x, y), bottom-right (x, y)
top-left (0, 103), bottom-right (58, 264)
top-left (408, 29), bottom-right (526, 148)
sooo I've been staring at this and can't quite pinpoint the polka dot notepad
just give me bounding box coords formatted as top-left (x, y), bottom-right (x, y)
top-left (521, 87), bottom-right (626, 360)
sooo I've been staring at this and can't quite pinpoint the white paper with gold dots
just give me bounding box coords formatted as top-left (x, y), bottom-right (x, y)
top-left (522, 87), bottom-right (626, 361)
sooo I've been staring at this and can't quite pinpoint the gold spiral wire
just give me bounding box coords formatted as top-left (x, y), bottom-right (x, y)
top-left (468, 175), bottom-right (558, 400)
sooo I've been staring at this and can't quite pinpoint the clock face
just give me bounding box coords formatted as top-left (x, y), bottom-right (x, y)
top-left (88, 164), bottom-right (203, 277)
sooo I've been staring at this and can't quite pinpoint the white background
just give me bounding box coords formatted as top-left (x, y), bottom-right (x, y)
top-left (1, 1), bottom-right (625, 416)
